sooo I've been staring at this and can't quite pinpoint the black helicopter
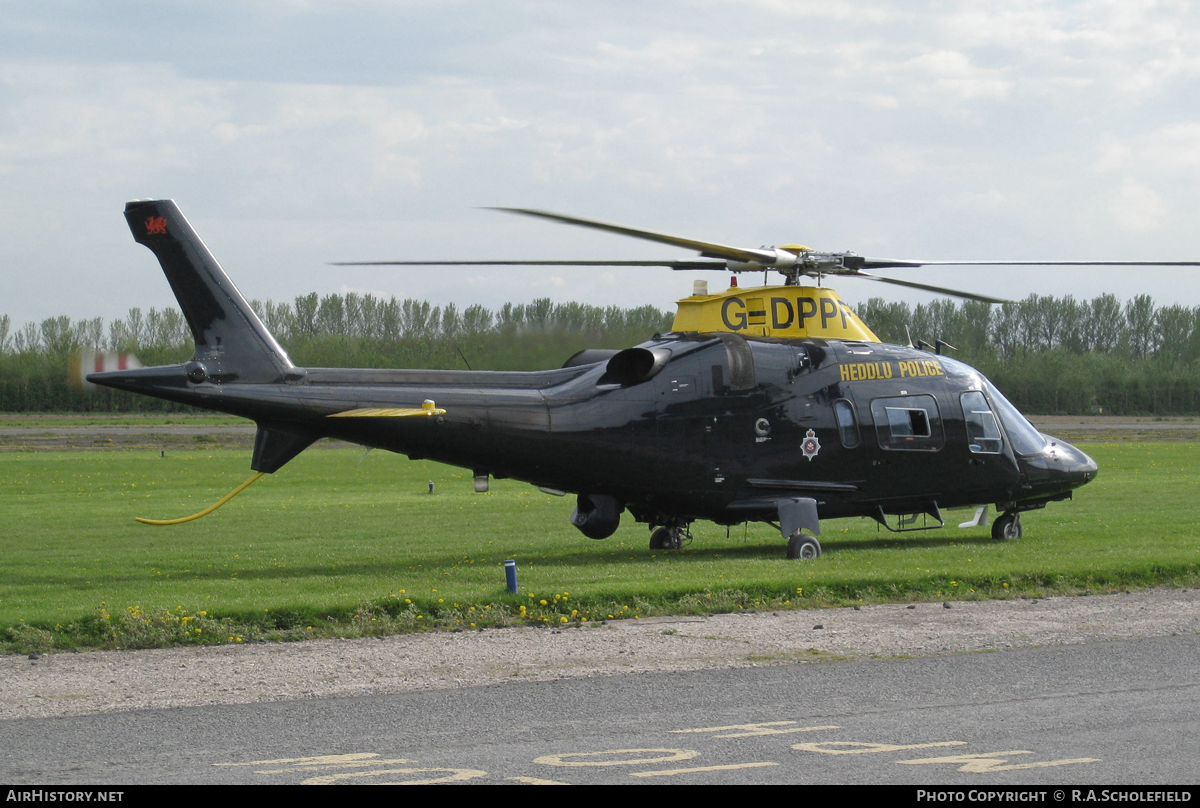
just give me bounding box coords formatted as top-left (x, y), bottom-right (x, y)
top-left (91, 200), bottom-right (1134, 558)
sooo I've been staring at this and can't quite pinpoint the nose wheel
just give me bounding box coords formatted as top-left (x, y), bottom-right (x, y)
top-left (991, 511), bottom-right (1023, 540)
top-left (786, 532), bottom-right (822, 559)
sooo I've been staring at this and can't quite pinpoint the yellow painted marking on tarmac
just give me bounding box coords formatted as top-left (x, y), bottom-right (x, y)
top-left (216, 749), bottom-right (458, 782)
top-left (793, 740), bottom-right (967, 755)
top-left (534, 749), bottom-right (700, 767)
top-left (895, 751), bottom-right (1100, 773)
top-left (301, 767), bottom-right (487, 785)
top-left (251, 758), bottom-right (415, 775)
top-left (215, 752), bottom-right (485, 783)
top-left (505, 776), bottom-right (571, 785)
top-left (673, 721), bottom-right (840, 738)
top-left (215, 753), bottom-right (383, 768)
top-left (630, 761), bottom-right (780, 778)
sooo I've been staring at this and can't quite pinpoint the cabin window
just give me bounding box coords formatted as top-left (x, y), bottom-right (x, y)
top-left (834, 399), bottom-right (860, 448)
top-left (887, 406), bottom-right (929, 437)
top-left (961, 390), bottom-right (1003, 454)
top-left (871, 395), bottom-right (944, 452)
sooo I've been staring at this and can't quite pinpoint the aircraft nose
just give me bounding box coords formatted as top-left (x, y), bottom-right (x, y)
top-left (1019, 436), bottom-right (1098, 494)
top-left (1058, 440), bottom-right (1098, 487)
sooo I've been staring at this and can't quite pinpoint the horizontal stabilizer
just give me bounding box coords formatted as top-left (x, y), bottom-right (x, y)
top-left (328, 401), bottom-right (447, 418)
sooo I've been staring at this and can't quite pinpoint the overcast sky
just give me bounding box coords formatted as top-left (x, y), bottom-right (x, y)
top-left (3, 0), bottom-right (1200, 330)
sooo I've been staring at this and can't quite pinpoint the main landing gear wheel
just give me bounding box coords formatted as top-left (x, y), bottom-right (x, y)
top-left (649, 526), bottom-right (683, 550)
top-left (786, 533), bottom-right (822, 560)
top-left (992, 511), bottom-right (1023, 540)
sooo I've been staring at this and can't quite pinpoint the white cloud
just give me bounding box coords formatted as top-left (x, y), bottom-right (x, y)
top-left (1108, 177), bottom-right (1169, 232)
top-left (3, 1), bottom-right (1200, 327)
top-left (737, 0), bottom-right (898, 24)
top-left (1095, 123), bottom-right (1200, 175)
top-left (904, 50), bottom-right (1014, 100)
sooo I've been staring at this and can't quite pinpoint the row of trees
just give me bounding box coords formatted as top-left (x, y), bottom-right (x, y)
top-left (3, 291), bottom-right (1200, 414)
top-left (858, 293), bottom-right (1199, 363)
top-left (0, 294), bottom-right (674, 412)
top-left (5, 291), bottom-right (1189, 362)
top-left (856, 293), bottom-right (1200, 414)
top-left (0, 293), bottom-right (673, 359)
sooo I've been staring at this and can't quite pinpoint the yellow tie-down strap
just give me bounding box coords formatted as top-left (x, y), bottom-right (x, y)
top-left (136, 472), bottom-right (266, 526)
top-left (328, 399), bottom-right (446, 418)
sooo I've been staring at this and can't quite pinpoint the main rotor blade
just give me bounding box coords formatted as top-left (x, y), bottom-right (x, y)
top-left (331, 259), bottom-right (728, 269)
top-left (487, 208), bottom-right (778, 265)
top-left (851, 272), bottom-right (1012, 304)
top-left (868, 260), bottom-right (1200, 267)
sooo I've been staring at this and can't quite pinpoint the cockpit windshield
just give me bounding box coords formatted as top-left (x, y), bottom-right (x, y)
top-left (981, 378), bottom-right (1046, 455)
top-left (935, 356), bottom-right (1046, 456)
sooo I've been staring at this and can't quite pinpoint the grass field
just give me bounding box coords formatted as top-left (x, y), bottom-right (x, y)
top-left (0, 413), bottom-right (248, 428)
top-left (2, 441), bottom-right (1198, 652)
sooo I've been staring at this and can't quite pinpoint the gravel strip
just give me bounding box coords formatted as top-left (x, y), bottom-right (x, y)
top-left (3, 588), bottom-right (1197, 721)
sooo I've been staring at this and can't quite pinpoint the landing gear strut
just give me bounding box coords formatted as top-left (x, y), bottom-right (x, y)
top-left (991, 511), bottom-right (1023, 540)
top-left (649, 520), bottom-right (691, 550)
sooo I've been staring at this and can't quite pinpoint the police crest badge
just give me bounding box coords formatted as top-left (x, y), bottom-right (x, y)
top-left (801, 429), bottom-right (821, 461)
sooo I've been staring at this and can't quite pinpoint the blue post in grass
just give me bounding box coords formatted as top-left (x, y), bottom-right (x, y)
top-left (504, 559), bottom-right (518, 594)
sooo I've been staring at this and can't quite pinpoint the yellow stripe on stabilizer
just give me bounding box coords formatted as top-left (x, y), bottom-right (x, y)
top-left (135, 472), bottom-right (266, 526)
top-left (328, 399), bottom-right (446, 418)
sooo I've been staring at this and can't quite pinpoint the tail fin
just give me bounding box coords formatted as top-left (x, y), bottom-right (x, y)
top-left (124, 200), bottom-right (296, 382)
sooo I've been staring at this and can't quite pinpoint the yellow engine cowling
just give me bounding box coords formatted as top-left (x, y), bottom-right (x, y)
top-left (671, 284), bottom-right (880, 342)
